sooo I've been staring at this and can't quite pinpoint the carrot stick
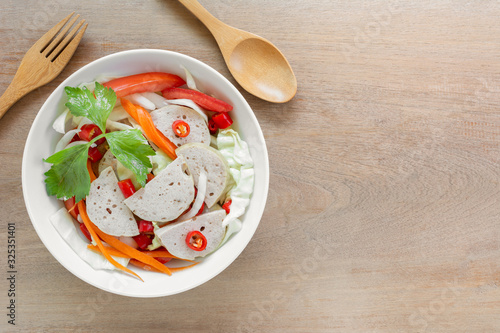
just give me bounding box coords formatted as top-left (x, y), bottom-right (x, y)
top-left (129, 259), bottom-right (159, 272)
top-left (85, 220), bottom-right (172, 276)
top-left (88, 245), bottom-right (189, 261)
top-left (87, 244), bottom-right (130, 258)
top-left (77, 201), bottom-right (143, 281)
top-left (169, 262), bottom-right (199, 272)
top-left (121, 98), bottom-right (139, 122)
top-left (121, 98), bottom-right (177, 160)
top-left (129, 259), bottom-right (198, 273)
top-left (140, 250), bottom-right (196, 263)
top-left (89, 245), bottom-right (196, 264)
top-left (87, 159), bottom-right (96, 182)
top-left (136, 104), bottom-right (177, 159)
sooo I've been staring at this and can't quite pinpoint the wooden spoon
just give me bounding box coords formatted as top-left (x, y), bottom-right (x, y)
top-left (178, 0), bottom-right (297, 103)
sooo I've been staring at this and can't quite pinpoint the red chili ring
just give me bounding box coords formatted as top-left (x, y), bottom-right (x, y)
top-left (172, 120), bottom-right (190, 137)
top-left (185, 231), bottom-right (207, 251)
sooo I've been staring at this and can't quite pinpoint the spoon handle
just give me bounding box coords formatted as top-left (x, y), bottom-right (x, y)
top-left (178, 0), bottom-right (229, 36)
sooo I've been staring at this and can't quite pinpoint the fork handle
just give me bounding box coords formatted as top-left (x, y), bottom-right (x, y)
top-left (0, 81), bottom-right (29, 120)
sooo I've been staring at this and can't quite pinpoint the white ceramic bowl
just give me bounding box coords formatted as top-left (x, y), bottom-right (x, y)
top-left (22, 49), bottom-right (269, 297)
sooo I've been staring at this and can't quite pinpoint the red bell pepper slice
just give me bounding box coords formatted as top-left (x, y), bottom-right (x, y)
top-left (88, 147), bottom-right (103, 162)
top-left (162, 88), bottom-right (233, 112)
top-left (138, 220), bottom-right (154, 233)
top-left (79, 124), bottom-right (105, 145)
top-left (64, 197), bottom-right (79, 220)
top-left (212, 113), bottom-right (233, 129)
top-left (172, 120), bottom-right (190, 137)
top-left (80, 223), bottom-right (92, 242)
top-left (155, 257), bottom-right (172, 264)
top-left (117, 179), bottom-right (136, 198)
top-left (222, 199), bottom-right (232, 214)
top-left (185, 231), bottom-right (207, 251)
top-left (102, 72), bottom-right (185, 98)
top-left (133, 234), bottom-right (153, 250)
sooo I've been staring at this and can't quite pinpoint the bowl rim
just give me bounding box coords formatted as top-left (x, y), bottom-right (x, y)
top-left (21, 49), bottom-right (269, 297)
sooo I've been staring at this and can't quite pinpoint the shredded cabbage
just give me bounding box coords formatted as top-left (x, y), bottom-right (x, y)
top-left (181, 170), bottom-right (207, 220)
top-left (219, 218), bottom-right (242, 246)
top-left (78, 81), bottom-right (96, 92)
top-left (78, 76), bottom-right (118, 92)
top-left (140, 92), bottom-right (169, 109)
top-left (108, 105), bottom-right (130, 122)
top-left (65, 141), bottom-right (88, 149)
top-left (50, 208), bottom-right (129, 270)
top-left (138, 92), bottom-right (209, 123)
top-left (147, 222), bottom-right (162, 251)
top-left (182, 65), bottom-right (198, 91)
top-left (150, 149), bottom-right (173, 175)
top-left (55, 128), bottom-right (81, 153)
top-left (216, 129), bottom-right (255, 245)
top-left (127, 117), bottom-right (146, 136)
top-left (210, 135), bottom-right (218, 149)
top-left (218, 129), bottom-right (254, 167)
top-left (116, 160), bottom-right (145, 190)
top-left (124, 94), bottom-right (156, 110)
top-left (77, 117), bottom-right (94, 129)
top-left (94, 75), bottom-right (119, 83)
top-left (52, 108), bottom-right (70, 134)
top-left (164, 99), bottom-right (208, 123)
top-left (106, 119), bottom-right (133, 132)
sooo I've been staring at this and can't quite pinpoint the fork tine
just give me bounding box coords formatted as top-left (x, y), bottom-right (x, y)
top-left (52, 22), bottom-right (88, 64)
top-left (36, 12), bottom-right (75, 51)
top-left (50, 20), bottom-right (86, 62)
top-left (43, 14), bottom-right (80, 57)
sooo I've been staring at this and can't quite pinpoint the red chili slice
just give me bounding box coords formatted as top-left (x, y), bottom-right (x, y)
top-left (79, 124), bottom-right (105, 145)
top-left (162, 88), bottom-right (233, 112)
top-left (117, 179), bottom-right (136, 198)
top-left (185, 231), bottom-right (207, 251)
top-left (88, 147), bottom-right (103, 162)
top-left (172, 120), bottom-right (190, 138)
top-left (196, 203), bottom-right (205, 216)
top-left (212, 113), bottom-right (233, 129)
top-left (208, 119), bottom-right (218, 134)
top-left (133, 234), bottom-right (153, 250)
top-left (69, 133), bottom-right (80, 144)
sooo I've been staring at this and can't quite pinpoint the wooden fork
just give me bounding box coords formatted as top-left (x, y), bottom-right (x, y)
top-left (0, 12), bottom-right (88, 120)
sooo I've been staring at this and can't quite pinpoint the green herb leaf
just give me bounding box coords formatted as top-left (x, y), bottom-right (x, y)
top-left (45, 83), bottom-right (158, 201)
top-left (106, 129), bottom-right (155, 187)
top-left (65, 82), bottom-right (116, 133)
top-left (44, 143), bottom-right (92, 203)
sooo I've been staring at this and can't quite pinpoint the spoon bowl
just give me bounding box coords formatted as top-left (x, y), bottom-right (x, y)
top-left (229, 38), bottom-right (297, 103)
top-left (179, 0), bottom-right (297, 103)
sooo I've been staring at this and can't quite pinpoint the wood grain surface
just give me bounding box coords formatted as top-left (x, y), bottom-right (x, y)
top-left (1, 1), bottom-right (499, 332)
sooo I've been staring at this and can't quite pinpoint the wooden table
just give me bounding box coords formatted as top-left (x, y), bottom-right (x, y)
top-left (1, 1), bottom-right (499, 332)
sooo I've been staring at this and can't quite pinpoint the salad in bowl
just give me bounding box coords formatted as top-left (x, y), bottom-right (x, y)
top-left (22, 50), bottom-right (269, 297)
